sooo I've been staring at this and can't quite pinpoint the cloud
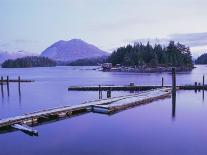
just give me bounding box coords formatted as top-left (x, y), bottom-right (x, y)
top-left (0, 39), bottom-right (40, 53)
top-left (129, 32), bottom-right (207, 48)
top-left (169, 32), bottom-right (207, 47)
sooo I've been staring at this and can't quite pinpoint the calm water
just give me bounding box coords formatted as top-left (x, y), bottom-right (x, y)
top-left (0, 65), bottom-right (207, 155)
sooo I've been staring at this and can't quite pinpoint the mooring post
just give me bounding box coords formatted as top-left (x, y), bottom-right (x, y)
top-left (1, 76), bottom-right (4, 98)
top-left (172, 68), bottom-right (176, 94)
top-left (195, 82), bottom-right (198, 93)
top-left (18, 76), bottom-right (21, 96)
top-left (100, 88), bottom-right (102, 99)
top-left (162, 77), bottom-right (164, 87)
top-left (6, 76), bottom-right (10, 96)
top-left (107, 88), bottom-right (112, 98)
top-left (172, 68), bottom-right (176, 120)
top-left (99, 85), bottom-right (101, 99)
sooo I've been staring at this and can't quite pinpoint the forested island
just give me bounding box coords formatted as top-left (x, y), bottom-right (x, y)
top-left (107, 41), bottom-right (194, 72)
top-left (1, 56), bottom-right (56, 68)
top-left (195, 53), bottom-right (207, 64)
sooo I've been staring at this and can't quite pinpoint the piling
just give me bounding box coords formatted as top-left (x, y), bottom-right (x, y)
top-left (162, 77), bottom-right (164, 87)
top-left (172, 68), bottom-right (176, 94)
top-left (107, 88), bottom-right (111, 98)
top-left (6, 76), bottom-right (10, 96)
top-left (99, 85), bottom-right (102, 99)
top-left (1, 76), bottom-right (4, 98)
top-left (18, 76), bottom-right (21, 96)
top-left (194, 82), bottom-right (198, 93)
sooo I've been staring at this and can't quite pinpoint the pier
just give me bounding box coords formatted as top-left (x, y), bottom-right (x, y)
top-left (68, 85), bottom-right (207, 91)
top-left (0, 88), bottom-right (171, 130)
top-left (0, 76), bottom-right (34, 97)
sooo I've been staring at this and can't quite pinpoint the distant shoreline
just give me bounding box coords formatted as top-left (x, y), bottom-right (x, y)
top-left (103, 66), bottom-right (195, 73)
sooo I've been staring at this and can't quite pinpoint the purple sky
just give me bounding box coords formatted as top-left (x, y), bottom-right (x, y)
top-left (0, 0), bottom-right (207, 57)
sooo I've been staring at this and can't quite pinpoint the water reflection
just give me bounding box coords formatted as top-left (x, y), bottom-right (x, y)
top-left (18, 85), bottom-right (22, 106)
top-left (1, 83), bottom-right (4, 98)
top-left (202, 90), bottom-right (205, 102)
top-left (172, 92), bottom-right (176, 120)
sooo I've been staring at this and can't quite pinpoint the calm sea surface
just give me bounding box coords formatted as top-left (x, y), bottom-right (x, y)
top-left (0, 65), bottom-right (207, 155)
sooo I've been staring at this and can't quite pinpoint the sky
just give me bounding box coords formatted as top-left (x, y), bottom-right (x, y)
top-left (0, 0), bottom-right (207, 57)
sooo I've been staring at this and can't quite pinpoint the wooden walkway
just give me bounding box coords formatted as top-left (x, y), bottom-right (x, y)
top-left (68, 85), bottom-right (207, 91)
top-left (92, 88), bottom-right (171, 114)
top-left (0, 88), bottom-right (171, 129)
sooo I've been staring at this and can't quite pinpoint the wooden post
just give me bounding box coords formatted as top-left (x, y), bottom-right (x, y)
top-left (172, 68), bottom-right (176, 94)
top-left (99, 85), bottom-right (101, 99)
top-left (6, 76), bottom-right (9, 96)
top-left (1, 76), bottom-right (4, 98)
top-left (195, 82), bottom-right (197, 90)
top-left (18, 76), bottom-right (21, 96)
top-left (162, 77), bottom-right (164, 87)
top-left (171, 68), bottom-right (176, 120)
top-left (100, 88), bottom-right (102, 99)
top-left (107, 88), bottom-right (111, 98)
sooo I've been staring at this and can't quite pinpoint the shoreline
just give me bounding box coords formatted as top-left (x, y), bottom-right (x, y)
top-left (103, 66), bottom-right (195, 73)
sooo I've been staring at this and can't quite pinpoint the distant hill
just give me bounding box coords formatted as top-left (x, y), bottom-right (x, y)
top-left (41, 39), bottom-right (109, 62)
top-left (67, 56), bottom-right (108, 66)
top-left (195, 53), bottom-right (207, 64)
top-left (1, 56), bottom-right (56, 68)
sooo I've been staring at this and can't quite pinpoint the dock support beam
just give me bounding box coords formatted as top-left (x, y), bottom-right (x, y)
top-left (162, 77), bottom-right (164, 87)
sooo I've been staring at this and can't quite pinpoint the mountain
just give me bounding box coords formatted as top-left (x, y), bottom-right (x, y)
top-left (0, 50), bottom-right (35, 64)
top-left (195, 53), bottom-right (207, 64)
top-left (41, 39), bottom-right (109, 62)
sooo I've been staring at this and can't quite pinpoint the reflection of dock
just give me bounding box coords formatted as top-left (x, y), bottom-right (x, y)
top-left (0, 88), bottom-right (171, 131)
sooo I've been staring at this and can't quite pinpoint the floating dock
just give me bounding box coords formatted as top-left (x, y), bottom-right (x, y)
top-left (92, 88), bottom-right (171, 114)
top-left (0, 88), bottom-right (171, 130)
top-left (68, 85), bottom-right (207, 91)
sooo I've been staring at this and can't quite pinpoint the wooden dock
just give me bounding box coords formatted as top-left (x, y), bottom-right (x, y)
top-left (0, 88), bottom-right (171, 129)
top-left (68, 85), bottom-right (207, 91)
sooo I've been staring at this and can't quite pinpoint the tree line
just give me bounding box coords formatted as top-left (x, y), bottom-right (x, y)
top-left (1, 56), bottom-right (56, 68)
top-left (108, 41), bottom-right (193, 67)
